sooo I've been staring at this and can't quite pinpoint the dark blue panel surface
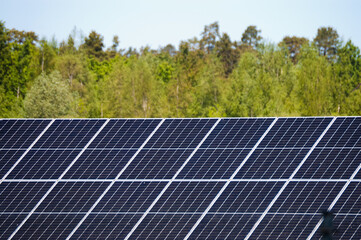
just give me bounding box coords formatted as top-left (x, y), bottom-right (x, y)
top-left (36, 182), bottom-right (109, 212)
top-left (145, 119), bottom-right (217, 148)
top-left (331, 215), bottom-right (361, 240)
top-left (333, 182), bottom-right (361, 214)
top-left (7, 150), bottom-right (81, 179)
top-left (34, 119), bottom-right (105, 148)
top-left (0, 182), bottom-right (53, 212)
top-left (259, 117), bottom-right (332, 148)
top-left (178, 149), bottom-right (250, 179)
top-left (201, 118), bottom-right (274, 148)
top-left (270, 182), bottom-right (344, 213)
top-left (151, 182), bottom-right (224, 212)
top-left (13, 214), bottom-right (84, 240)
top-left (0, 150), bottom-right (25, 178)
top-left (210, 181), bottom-right (284, 213)
top-left (236, 149), bottom-right (309, 179)
top-left (71, 214), bottom-right (142, 239)
top-left (189, 214), bottom-right (260, 240)
top-left (0, 214), bottom-right (27, 239)
top-left (296, 149), bottom-right (361, 179)
top-left (318, 117), bottom-right (361, 147)
top-left (94, 182), bottom-right (167, 212)
top-left (0, 120), bottom-right (50, 148)
top-left (64, 150), bottom-right (136, 179)
top-left (132, 214), bottom-right (200, 240)
top-left (120, 149), bottom-right (193, 179)
top-left (252, 214), bottom-right (319, 239)
top-left (89, 119), bottom-right (161, 148)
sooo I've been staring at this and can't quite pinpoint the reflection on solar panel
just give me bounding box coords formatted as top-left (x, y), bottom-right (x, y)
top-left (0, 117), bottom-right (360, 239)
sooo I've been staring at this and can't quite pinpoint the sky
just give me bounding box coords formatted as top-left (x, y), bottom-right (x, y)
top-left (1, 0), bottom-right (360, 50)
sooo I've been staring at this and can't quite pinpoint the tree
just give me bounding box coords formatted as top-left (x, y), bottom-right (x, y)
top-left (200, 22), bottom-right (220, 53)
top-left (241, 25), bottom-right (262, 49)
top-left (24, 71), bottom-right (74, 117)
top-left (82, 31), bottom-right (105, 60)
top-left (314, 27), bottom-right (339, 59)
top-left (215, 33), bottom-right (239, 76)
top-left (279, 36), bottom-right (308, 63)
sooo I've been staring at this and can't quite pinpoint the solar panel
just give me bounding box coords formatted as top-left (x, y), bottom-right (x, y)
top-left (0, 117), bottom-right (360, 239)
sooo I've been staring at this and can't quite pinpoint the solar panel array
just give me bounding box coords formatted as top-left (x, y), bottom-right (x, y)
top-left (0, 117), bottom-right (360, 239)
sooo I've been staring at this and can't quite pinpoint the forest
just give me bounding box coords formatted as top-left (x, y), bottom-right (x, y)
top-left (0, 21), bottom-right (360, 118)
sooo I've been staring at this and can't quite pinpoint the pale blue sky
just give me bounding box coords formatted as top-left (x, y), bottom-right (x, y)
top-left (1, 0), bottom-right (360, 50)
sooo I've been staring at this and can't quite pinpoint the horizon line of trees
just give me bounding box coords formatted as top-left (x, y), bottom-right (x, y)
top-left (1, 21), bottom-right (360, 118)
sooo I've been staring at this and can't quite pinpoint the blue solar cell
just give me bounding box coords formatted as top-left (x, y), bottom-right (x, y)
top-left (270, 182), bottom-right (344, 213)
top-left (332, 215), bottom-right (361, 240)
top-left (0, 120), bottom-right (50, 148)
top-left (210, 181), bottom-right (284, 213)
top-left (0, 150), bottom-right (25, 178)
top-left (251, 214), bottom-right (320, 239)
top-left (201, 118), bottom-right (274, 148)
top-left (132, 213), bottom-right (200, 240)
top-left (151, 182), bottom-right (224, 212)
top-left (70, 214), bottom-right (142, 239)
top-left (0, 214), bottom-right (27, 239)
top-left (34, 119), bottom-right (105, 148)
top-left (120, 149), bottom-right (193, 179)
top-left (0, 182), bottom-right (53, 212)
top-left (296, 149), bottom-right (361, 179)
top-left (7, 150), bottom-right (81, 179)
top-left (259, 117), bottom-right (332, 148)
top-left (178, 149), bottom-right (250, 179)
top-left (333, 182), bottom-right (361, 214)
top-left (36, 182), bottom-right (110, 212)
top-left (235, 149), bottom-right (309, 179)
top-left (145, 119), bottom-right (217, 148)
top-left (318, 117), bottom-right (361, 148)
top-left (64, 149), bottom-right (136, 179)
top-left (89, 119), bottom-right (161, 148)
top-left (94, 182), bottom-right (167, 212)
top-left (189, 214), bottom-right (260, 240)
top-left (13, 214), bottom-right (84, 240)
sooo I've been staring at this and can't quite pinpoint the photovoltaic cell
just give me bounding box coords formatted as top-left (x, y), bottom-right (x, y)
top-left (210, 181), bottom-right (284, 213)
top-left (178, 149), bottom-right (250, 179)
top-left (0, 182), bottom-right (53, 212)
top-left (0, 150), bottom-right (25, 178)
top-left (332, 182), bottom-right (361, 214)
top-left (131, 214), bottom-right (200, 240)
top-left (0, 120), bottom-right (50, 148)
top-left (94, 182), bottom-right (167, 212)
top-left (296, 149), bottom-right (361, 179)
top-left (189, 214), bottom-right (261, 240)
top-left (7, 150), bottom-right (81, 179)
top-left (12, 214), bottom-right (85, 240)
top-left (119, 149), bottom-right (193, 179)
top-left (64, 150), bottom-right (136, 179)
top-left (33, 119), bottom-right (106, 148)
top-left (36, 182), bottom-right (110, 212)
top-left (332, 215), bottom-right (361, 240)
top-left (0, 214), bottom-right (27, 239)
top-left (70, 214), bottom-right (142, 239)
top-left (89, 119), bottom-right (161, 148)
top-left (235, 149), bottom-right (309, 179)
top-left (201, 118), bottom-right (274, 148)
top-left (259, 117), bottom-right (332, 148)
top-left (270, 182), bottom-right (345, 213)
top-left (252, 214), bottom-right (320, 239)
top-left (145, 119), bottom-right (217, 148)
top-left (151, 182), bottom-right (224, 212)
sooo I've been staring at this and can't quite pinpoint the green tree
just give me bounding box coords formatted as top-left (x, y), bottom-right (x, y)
top-left (82, 31), bottom-right (105, 60)
top-left (241, 25), bottom-right (262, 49)
top-left (279, 36), bottom-right (308, 63)
top-left (200, 22), bottom-right (220, 53)
top-left (215, 33), bottom-right (239, 76)
top-left (24, 71), bottom-right (74, 117)
top-left (314, 27), bottom-right (339, 60)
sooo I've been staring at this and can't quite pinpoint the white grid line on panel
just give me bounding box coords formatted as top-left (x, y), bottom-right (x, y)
top-left (124, 118), bottom-right (221, 240)
top-left (244, 117), bottom-right (336, 240)
top-left (65, 119), bottom-right (166, 240)
top-left (0, 119), bottom-right (55, 184)
top-left (7, 119), bottom-right (110, 240)
top-left (184, 117), bottom-right (278, 240)
top-left (307, 119), bottom-right (361, 240)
